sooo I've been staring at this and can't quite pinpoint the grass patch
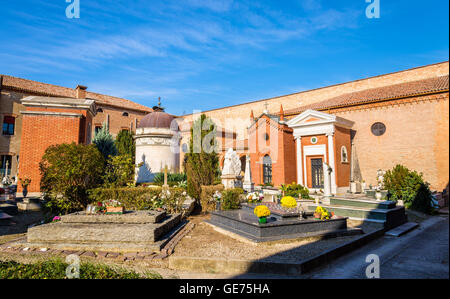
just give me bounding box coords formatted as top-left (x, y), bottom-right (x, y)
top-left (0, 259), bottom-right (161, 279)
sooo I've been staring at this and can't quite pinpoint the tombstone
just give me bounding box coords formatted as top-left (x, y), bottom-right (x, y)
top-left (221, 149), bottom-right (243, 189)
top-left (243, 154), bottom-right (254, 192)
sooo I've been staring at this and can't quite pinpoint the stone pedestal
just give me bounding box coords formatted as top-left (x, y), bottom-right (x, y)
top-left (17, 197), bottom-right (42, 212)
top-left (221, 174), bottom-right (243, 189)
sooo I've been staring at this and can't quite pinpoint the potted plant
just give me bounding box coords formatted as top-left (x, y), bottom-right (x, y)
top-left (280, 196), bottom-right (297, 210)
top-left (104, 200), bottom-right (124, 214)
top-left (254, 205), bottom-right (271, 224)
top-left (19, 177), bottom-right (31, 198)
top-left (314, 206), bottom-right (333, 220)
top-left (246, 192), bottom-right (264, 204)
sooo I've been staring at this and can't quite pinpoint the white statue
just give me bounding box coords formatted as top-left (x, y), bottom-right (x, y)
top-left (222, 148), bottom-right (241, 177)
top-left (376, 169), bottom-right (386, 190)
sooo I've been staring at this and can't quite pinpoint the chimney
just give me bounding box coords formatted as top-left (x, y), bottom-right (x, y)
top-left (279, 104), bottom-right (284, 122)
top-left (76, 85), bottom-right (87, 99)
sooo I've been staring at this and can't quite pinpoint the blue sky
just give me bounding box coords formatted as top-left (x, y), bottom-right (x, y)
top-left (0, 0), bottom-right (448, 115)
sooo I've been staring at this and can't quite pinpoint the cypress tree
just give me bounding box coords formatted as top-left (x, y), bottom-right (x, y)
top-left (115, 130), bottom-right (135, 160)
top-left (185, 114), bottom-right (219, 202)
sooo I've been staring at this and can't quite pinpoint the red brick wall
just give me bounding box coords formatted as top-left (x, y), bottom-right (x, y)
top-left (334, 126), bottom-right (352, 187)
top-left (18, 107), bottom-right (92, 193)
top-left (248, 116), bottom-right (296, 187)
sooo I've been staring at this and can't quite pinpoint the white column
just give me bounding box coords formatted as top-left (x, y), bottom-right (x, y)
top-left (323, 162), bottom-right (331, 197)
top-left (327, 132), bottom-right (337, 194)
top-left (296, 137), bottom-right (303, 185)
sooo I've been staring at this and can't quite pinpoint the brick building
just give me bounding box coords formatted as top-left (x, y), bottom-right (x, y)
top-left (179, 61), bottom-right (449, 192)
top-left (0, 75), bottom-right (152, 192)
top-left (1, 61), bottom-right (448, 195)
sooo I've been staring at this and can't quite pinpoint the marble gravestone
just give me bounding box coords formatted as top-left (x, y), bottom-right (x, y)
top-left (221, 148), bottom-right (243, 189)
top-left (243, 154), bottom-right (254, 192)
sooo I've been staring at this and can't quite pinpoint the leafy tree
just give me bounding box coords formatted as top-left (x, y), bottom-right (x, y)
top-left (185, 114), bottom-right (219, 202)
top-left (93, 122), bottom-right (117, 160)
top-left (115, 130), bottom-right (135, 160)
top-left (103, 154), bottom-right (136, 187)
top-left (39, 143), bottom-right (104, 214)
top-left (384, 164), bottom-right (433, 214)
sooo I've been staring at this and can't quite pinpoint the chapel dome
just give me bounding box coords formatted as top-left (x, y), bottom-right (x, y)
top-left (138, 111), bottom-right (176, 129)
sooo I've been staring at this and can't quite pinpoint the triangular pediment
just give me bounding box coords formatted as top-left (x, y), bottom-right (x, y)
top-left (287, 110), bottom-right (336, 127)
top-left (287, 109), bottom-right (354, 129)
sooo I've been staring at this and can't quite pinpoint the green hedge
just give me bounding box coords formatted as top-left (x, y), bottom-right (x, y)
top-left (221, 188), bottom-right (244, 210)
top-left (0, 259), bottom-right (160, 279)
top-left (89, 187), bottom-right (162, 210)
top-left (89, 186), bottom-right (189, 214)
top-left (200, 184), bottom-right (224, 212)
top-left (153, 172), bottom-right (187, 184)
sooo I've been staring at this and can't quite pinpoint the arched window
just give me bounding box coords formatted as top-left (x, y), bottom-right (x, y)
top-left (341, 146), bottom-right (348, 163)
top-left (262, 155), bottom-right (272, 184)
top-left (240, 156), bottom-right (246, 173)
top-left (122, 112), bottom-right (129, 117)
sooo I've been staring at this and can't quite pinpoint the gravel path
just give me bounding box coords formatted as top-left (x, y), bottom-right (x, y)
top-left (172, 218), bottom-right (377, 264)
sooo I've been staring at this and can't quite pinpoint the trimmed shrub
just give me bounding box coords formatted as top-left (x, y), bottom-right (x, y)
top-left (39, 143), bottom-right (104, 215)
top-left (0, 259), bottom-right (160, 279)
top-left (200, 184), bottom-right (225, 212)
top-left (89, 186), bottom-right (189, 214)
top-left (384, 164), bottom-right (433, 214)
top-left (89, 187), bottom-right (162, 210)
top-left (221, 188), bottom-right (244, 210)
top-left (153, 172), bottom-right (187, 185)
top-left (280, 182), bottom-right (310, 199)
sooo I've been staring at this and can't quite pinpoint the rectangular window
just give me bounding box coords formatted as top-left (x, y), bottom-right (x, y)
top-left (0, 155), bottom-right (12, 176)
top-left (95, 126), bottom-right (102, 135)
top-left (2, 116), bottom-right (15, 136)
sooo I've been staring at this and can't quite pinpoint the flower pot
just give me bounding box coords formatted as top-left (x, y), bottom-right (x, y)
top-left (258, 217), bottom-right (267, 224)
top-left (22, 187), bottom-right (28, 198)
top-left (106, 206), bottom-right (124, 214)
top-left (314, 212), bottom-right (322, 219)
top-left (375, 192), bottom-right (383, 201)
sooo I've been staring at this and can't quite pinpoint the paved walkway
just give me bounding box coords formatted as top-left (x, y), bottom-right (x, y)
top-left (309, 215), bottom-right (449, 279)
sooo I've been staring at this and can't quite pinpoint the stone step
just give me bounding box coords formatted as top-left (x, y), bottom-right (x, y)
top-left (385, 222), bottom-right (419, 237)
top-left (0, 203), bottom-right (18, 215)
top-left (307, 204), bottom-right (407, 230)
top-left (330, 197), bottom-right (397, 210)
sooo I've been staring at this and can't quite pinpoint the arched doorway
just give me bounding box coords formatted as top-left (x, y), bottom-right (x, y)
top-left (240, 155), bottom-right (246, 175)
top-left (262, 155), bottom-right (272, 184)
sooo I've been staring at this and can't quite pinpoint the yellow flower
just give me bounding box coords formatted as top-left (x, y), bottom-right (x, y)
top-left (281, 196), bottom-right (297, 209)
top-left (254, 205), bottom-right (271, 218)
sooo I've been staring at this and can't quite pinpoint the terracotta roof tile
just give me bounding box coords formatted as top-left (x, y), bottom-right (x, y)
top-left (284, 75), bottom-right (449, 115)
top-left (1, 74), bottom-right (152, 113)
